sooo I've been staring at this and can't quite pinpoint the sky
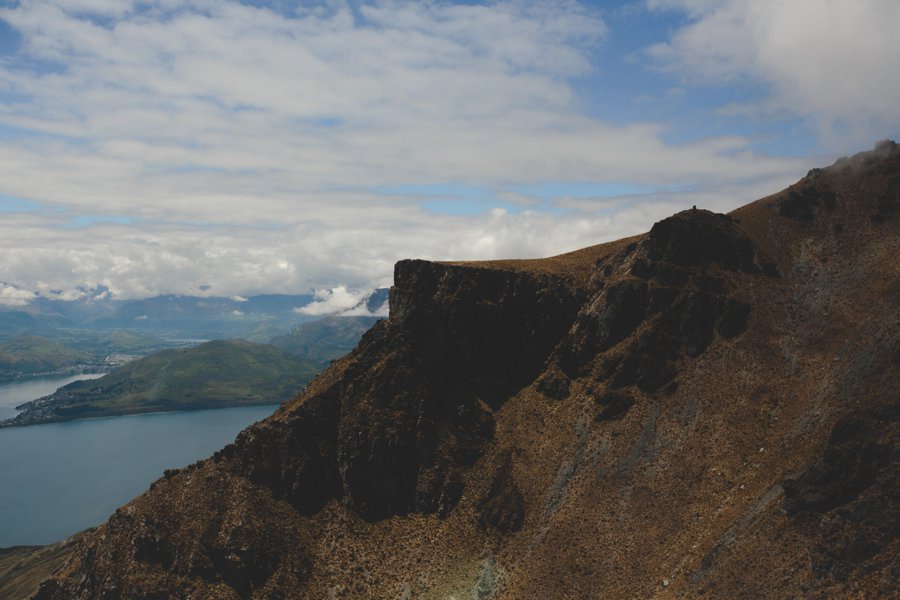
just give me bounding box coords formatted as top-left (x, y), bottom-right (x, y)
top-left (0, 0), bottom-right (898, 303)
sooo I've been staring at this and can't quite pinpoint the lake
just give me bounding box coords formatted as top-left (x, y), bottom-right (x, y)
top-left (0, 375), bottom-right (276, 547)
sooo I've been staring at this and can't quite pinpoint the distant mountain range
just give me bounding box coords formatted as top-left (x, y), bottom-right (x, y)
top-left (0, 288), bottom-right (389, 341)
top-left (0, 289), bottom-right (389, 381)
top-left (0, 292), bottom-right (317, 340)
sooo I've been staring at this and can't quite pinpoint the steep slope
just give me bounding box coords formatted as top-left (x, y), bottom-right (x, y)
top-left (2, 340), bottom-right (320, 427)
top-left (0, 535), bottom-right (84, 600)
top-left (31, 142), bottom-right (899, 599)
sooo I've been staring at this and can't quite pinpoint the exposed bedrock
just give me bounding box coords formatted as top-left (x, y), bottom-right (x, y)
top-left (231, 260), bottom-right (584, 522)
top-left (556, 209), bottom-right (764, 393)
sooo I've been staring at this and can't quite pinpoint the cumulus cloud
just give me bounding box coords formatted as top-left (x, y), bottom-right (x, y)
top-left (0, 283), bottom-right (36, 307)
top-left (647, 0), bottom-right (900, 146)
top-left (295, 286), bottom-right (380, 317)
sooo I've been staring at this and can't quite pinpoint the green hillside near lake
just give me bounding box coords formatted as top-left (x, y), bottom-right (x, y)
top-left (269, 315), bottom-right (378, 364)
top-left (0, 335), bottom-right (92, 376)
top-left (1, 339), bottom-right (320, 427)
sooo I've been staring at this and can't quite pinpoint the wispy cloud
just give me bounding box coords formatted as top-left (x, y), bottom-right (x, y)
top-left (646, 0), bottom-right (900, 147)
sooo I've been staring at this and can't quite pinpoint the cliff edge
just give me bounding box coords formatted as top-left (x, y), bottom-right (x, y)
top-left (28, 142), bottom-right (900, 599)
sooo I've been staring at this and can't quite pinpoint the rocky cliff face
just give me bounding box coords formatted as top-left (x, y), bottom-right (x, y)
top-left (31, 142), bottom-right (899, 599)
top-left (227, 259), bottom-right (583, 523)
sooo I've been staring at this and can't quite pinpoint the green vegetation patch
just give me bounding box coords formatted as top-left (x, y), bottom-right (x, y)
top-left (0, 335), bottom-right (91, 374)
top-left (3, 339), bottom-right (321, 426)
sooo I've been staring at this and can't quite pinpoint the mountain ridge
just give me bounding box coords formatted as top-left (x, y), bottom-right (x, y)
top-left (23, 141), bottom-right (900, 599)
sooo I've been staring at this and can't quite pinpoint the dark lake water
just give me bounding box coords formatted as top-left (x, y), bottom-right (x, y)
top-left (0, 376), bottom-right (276, 547)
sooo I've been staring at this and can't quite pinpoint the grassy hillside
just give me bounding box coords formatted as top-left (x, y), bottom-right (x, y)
top-left (269, 316), bottom-right (378, 364)
top-left (51, 328), bottom-right (172, 355)
top-left (0, 335), bottom-right (92, 374)
top-left (2, 339), bottom-right (320, 426)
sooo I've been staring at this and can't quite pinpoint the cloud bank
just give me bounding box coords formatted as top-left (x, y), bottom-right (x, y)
top-left (0, 1), bottom-right (893, 299)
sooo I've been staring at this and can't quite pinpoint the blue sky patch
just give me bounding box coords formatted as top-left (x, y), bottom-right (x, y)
top-left (66, 215), bottom-right (136, 228)
top-left (0, 193), bottom-right (40, 212)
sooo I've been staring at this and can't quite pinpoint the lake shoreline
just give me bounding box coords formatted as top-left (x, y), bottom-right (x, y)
top-left (0, 367), bottom-right (109, 386)
top-left (0, 399), bottom-right (282, 429)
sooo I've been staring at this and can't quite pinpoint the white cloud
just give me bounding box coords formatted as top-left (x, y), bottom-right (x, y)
top-left (294, 286), bottom-right (375, 317)
top-left (647, 0), bottom-right (900, 146)
top-left (0, 283), bottom-right (36, 307)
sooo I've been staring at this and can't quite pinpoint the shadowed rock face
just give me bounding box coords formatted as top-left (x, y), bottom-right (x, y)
top-left (22, 142), bottom-right (900, 600)
top-left (643, 209), bottom-right (762, 273)
top-left (477, 455), bottom-right (525, 533)
top-left (782, 407), bottom-right (895, 515)
top-left (780, 397), bottom-right (899, 586)
top-left (228, 389), bottom-right (343, 516)
top-left (336, 261), bottom-right (583, 521)
top-left (556, 209), bottom-right (762, 395)
top-left (226, 259), bottom-right (584, 523)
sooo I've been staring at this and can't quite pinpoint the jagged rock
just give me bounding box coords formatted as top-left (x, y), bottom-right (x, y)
top-left (559, 208), bottom-right (761, 388)
top-left (232, 390), bottom-right (342, 516)
top-left (779, 189), bottom-right (818, 222)
top-left (782, 400), bottom-right (899, 586)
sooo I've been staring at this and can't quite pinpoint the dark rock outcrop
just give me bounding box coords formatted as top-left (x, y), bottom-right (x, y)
top-left (594, 391), bottom-right (635, 422)
top-left (782, 400), bottom-right (899, 586)
top-left (478, 456), bottom-right (525, 533)
top-left (782, 407), bottom-right (894, 515)
top-left (229, 389), bottom-right (343, 516)
top-left (643, 209), bottom-right (762, 273)
top-left (228, 260), bottom-right (583, 523)
top-left (558, 209), bottom-right (762, 393)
